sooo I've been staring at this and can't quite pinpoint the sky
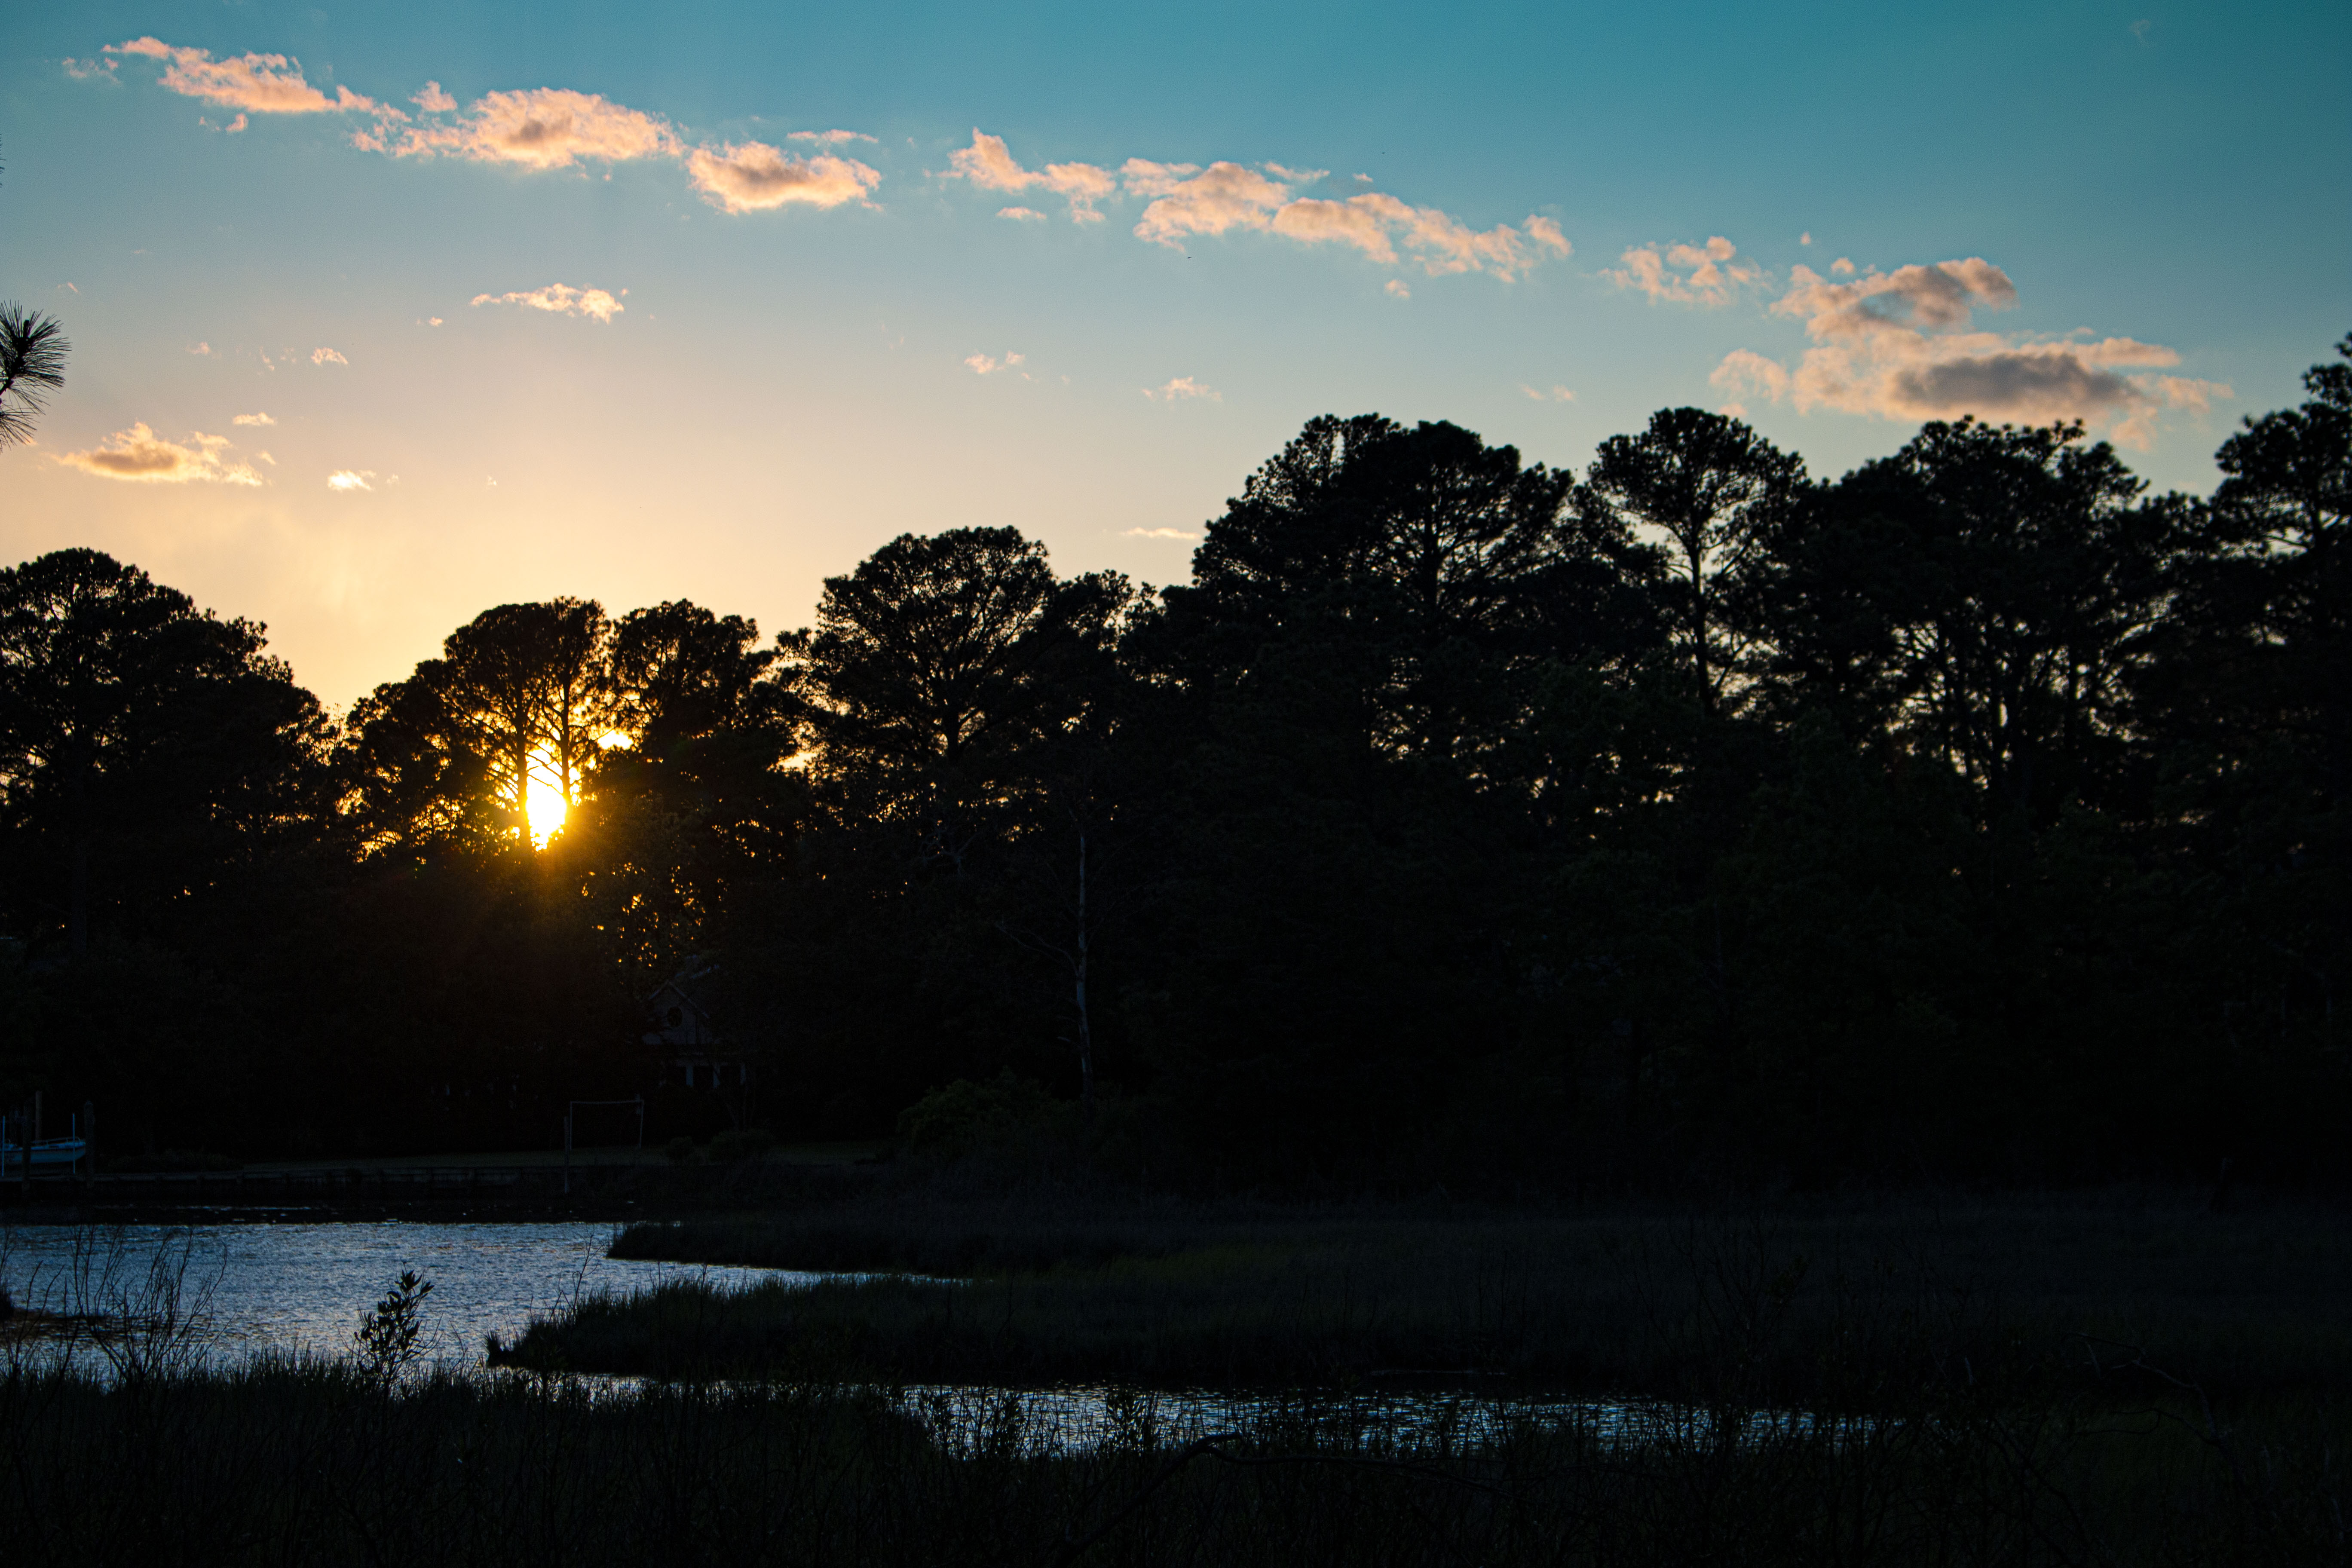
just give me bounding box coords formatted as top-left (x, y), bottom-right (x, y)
top-left (3, 1), bottom-right (2346, 709)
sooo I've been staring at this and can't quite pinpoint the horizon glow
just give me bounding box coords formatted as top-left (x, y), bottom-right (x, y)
top-left (3, 0), bottom-right (2346, 709)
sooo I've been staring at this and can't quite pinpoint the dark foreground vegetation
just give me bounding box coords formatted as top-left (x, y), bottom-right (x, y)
top-left (1, 335), bottom-right (2346, 1191)
top-left (0, 1334), bottom-right (2337, 1564)
top-left (514, 1191), bottom-right (2352, 1404)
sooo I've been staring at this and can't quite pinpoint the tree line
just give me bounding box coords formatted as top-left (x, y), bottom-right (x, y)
top-left (1, 334), bottom-right (2343, 1186)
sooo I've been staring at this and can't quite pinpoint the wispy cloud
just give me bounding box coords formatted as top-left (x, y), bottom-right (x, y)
top-left (188, 341), bottom-right (211, 355)
top-left (965, 351), bottom-right (1026, 375)
top-left (371, 87), bottom-right (677, 167)
top-left (947, 131), bottom-right (1116, 222)
top-left (1128, 159), bottom-right (1568, 280)
top-left (998, 206), bottom-right (1045, 221)
top-left (789, 129), bottom-right (875, 144)
top-left (107, 37), bottom-right (387, 115)
top-left (472, 283), bottom-right (625, 322)
top-left (63, 56), bottom-right (119, 82)
top-left (687, 141), bottom-right (879, 212)
top-left (1125, 527), bottom-right (1201, 540)
top-left (410, 81), bottom-right (457, 113)
top-left (327, 469), bottom-right (376, 492)
top-left (1605, 236), bottom-right (1764, 306)
top-left (233, 411), bottom-right (275, 426)
top-left (1519, 384), bottom-right (1575, 401)
top-left (1385, 279), bottom-right (1411, 299)
top-left (55, 423), bottom-right (263, 485)
top-left (311, 346), bottom-right (348, 365)
top-left (1710, 257), bottom-right (2230, 447)
top-left (1143, 376), bottom-right (1219, 402)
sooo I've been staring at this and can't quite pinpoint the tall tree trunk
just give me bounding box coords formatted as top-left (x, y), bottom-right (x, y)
top-left (1075, 830), bottom-right (1094, 1115)
top-left (68, 832), bottom-right (88, 959)
top-left (67, 749), bottom-right (89, 958)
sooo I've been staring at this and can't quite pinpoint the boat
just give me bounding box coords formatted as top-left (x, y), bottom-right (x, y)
top-left (0, 1114), bottom-right (89, 1178)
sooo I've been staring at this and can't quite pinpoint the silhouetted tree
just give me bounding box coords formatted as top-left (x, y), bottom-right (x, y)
top-left (1585, 408), bottom-right (1805, 715)
top-left (0, 303), bottom-right (67, 449)
top-left (0, 549), bottom-right (328, 956)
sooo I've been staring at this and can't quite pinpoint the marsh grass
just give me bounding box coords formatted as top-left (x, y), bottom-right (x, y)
top-left (572, 1192), bottom-right (2352, 1409)
top-left (0, 1355), bottom-right (2340, 1564)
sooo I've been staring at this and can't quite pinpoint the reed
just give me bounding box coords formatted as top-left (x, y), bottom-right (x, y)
top-left (579, 1191), bottom-right (2352, 1407)
top-left (0, 1355), bottom-right (2339, 1565)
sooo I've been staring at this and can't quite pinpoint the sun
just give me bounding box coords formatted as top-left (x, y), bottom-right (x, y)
top-left (524, 752), bottom-right (571, 848)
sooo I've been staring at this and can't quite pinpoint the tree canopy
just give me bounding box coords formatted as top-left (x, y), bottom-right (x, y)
top-left (2, 333), bottom-right (2346, 1187)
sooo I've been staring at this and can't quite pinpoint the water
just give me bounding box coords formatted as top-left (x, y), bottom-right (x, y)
top-left (0, 1220), bottom-right (1832, 1454)
top-left (0, 1219), bottom-right (804, 1365)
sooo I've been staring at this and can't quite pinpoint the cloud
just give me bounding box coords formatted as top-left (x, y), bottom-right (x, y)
top-left (424, 316), bottom-right (444, 326)
top-left (311, 346), bottom-right (348, 364)
top-left (1125, 527), bottom-right (1201, 541)
top-left (223, 113), bottom-right (251, 134)
top-left (1130, 161), bottom-right (1287, 243)
top-left (1131, 163), bottom-right (1567, 280)
top-left (687, 141), bottom-right (879, 212)
top-left (1519, 384), bottom-right (1576, 401)
top-left (948, 131), bottom-right (1117, 222)
top-left (1605, 236), bottom-right (1765, 306)
top-left (188, 341), bottom-right (211, 355)
top-left (472, 283), bottom-right (625, 322)
top-left (998, 205), bottom-right (1045, 221)
top-left (1386, 279), bottom-right (1411, 298)
top-left (1144, 376), bottom-right (1219, 402)
top-left (254, 451), bottom-right (276, 465)
top-left (965, 352), bottom-right (1025, 375)
top-left (1831, 257), bottom-right (1856, 276)
top-left (107, 37), bottom-right (388, 115)
top-left (378, 87), bottom-right (678, 168)
top-left (63, 56), bottom-right (119, 81)
top-left (788, 129), bottom-right (875, 144)
top-left (411, 81), bottom-right (456, 113)
top-left (233, 411), bottom-right (275, 426)
top-left (327, 470), bottom-right (375, 492)
top-left (1709, 258), bottom-right (2231, 447)
top-left (55, 423), bottom-right (263, 485)
top-left (1800, 231), bottom-right (1813, 246)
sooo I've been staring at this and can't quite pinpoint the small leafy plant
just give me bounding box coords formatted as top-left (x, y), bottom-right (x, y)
top-left (354, 1270), bottom-right (435, 1385)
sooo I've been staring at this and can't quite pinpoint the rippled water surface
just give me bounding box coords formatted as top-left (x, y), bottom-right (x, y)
top-left (0, 1221), bottom-right (805, 1364)
top-left (0, 1221), bottom-right (1816, 1452)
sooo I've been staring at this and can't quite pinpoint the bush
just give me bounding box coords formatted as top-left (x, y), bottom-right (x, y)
top-left (895, 1072), bottom-right (1076, 1163)
top-left (707, 1127), bottom-right (776, 1164)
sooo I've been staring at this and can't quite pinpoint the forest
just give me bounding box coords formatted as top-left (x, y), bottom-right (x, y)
top-left (1, 334), bottom-right (2343, 1189)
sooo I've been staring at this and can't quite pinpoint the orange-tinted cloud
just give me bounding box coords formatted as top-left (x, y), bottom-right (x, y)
top-left (55, 423), bottom-right (263, 485)
top-left (1606, 236), bottom-right (1764, 306)
top-left (948, 131), bottom-right (1116, 221)
top-left (1133, 164), bottom-right (1566, 280)
top-left (687, 141), bottom-right (880, 212)
top-left (1143, 376), bottom-right (1219, 402)
top-left (107, 37), bottom-right (387, 115)
top-left (471, 283), bottom-right (625, 322)
top-left (384, 87), bottom-right (678, 168)
top-left (1711, 258), bottom-right (2230, 447)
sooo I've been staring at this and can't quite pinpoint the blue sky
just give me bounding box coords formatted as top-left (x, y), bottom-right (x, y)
top-left (4, 0), bottom-right (2345, 705)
